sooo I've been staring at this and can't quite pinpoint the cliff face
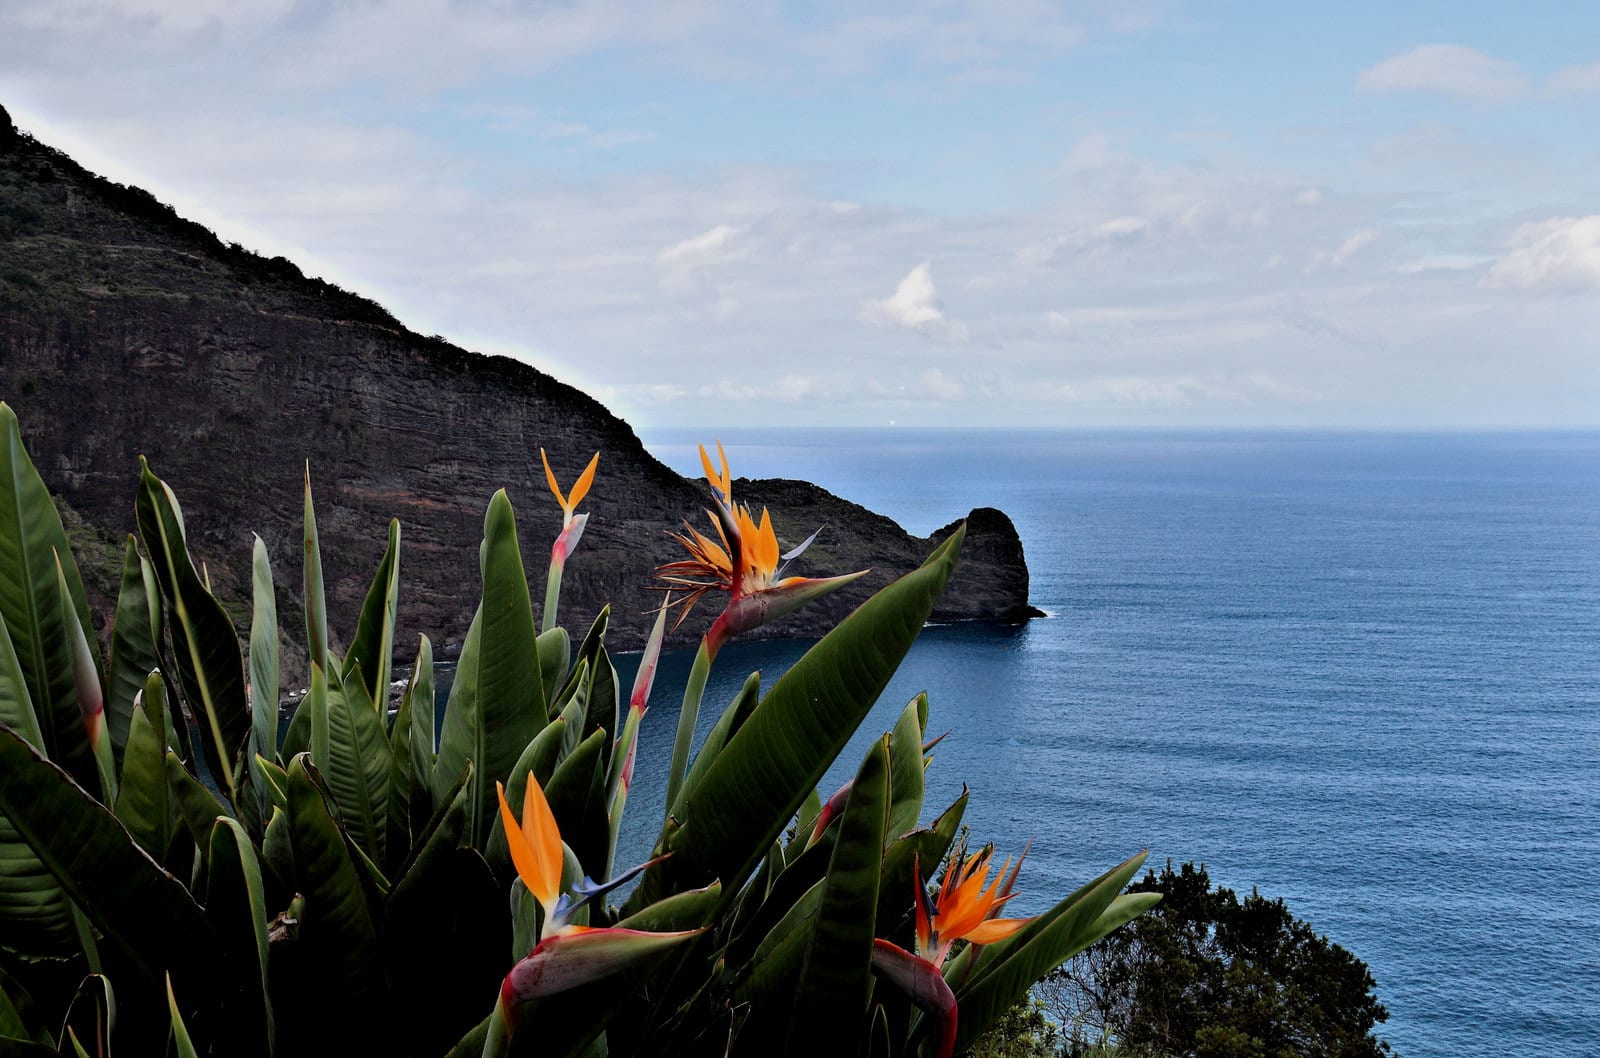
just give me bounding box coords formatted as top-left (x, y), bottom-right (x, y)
top-left (0, 110), bottom-right (1036, 676)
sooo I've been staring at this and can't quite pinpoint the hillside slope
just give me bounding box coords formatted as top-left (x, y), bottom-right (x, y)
top-left (0, 105), bottom-right (1037, 679)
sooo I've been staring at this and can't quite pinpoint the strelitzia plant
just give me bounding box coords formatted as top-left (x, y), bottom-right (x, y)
top-left (655, 442), bottom-right (866, 810)
top-left (539, 449), bottom-right (598, 634)
top-left (484, 773), bottom-right (703, 1057)
top-left (0, 402), bottom-right (1158, 1058)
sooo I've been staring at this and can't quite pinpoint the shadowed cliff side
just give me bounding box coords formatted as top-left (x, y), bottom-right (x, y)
top-left (0, 107), bottom-right (1039, 683)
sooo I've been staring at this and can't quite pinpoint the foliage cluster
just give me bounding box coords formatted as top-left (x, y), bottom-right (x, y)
top-left (1039, 862), bottom-right (1391, 1058)
top-left (0, 403), bottom-right (1154, 1057)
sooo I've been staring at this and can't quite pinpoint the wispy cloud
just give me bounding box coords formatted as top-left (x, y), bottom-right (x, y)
top-left (1357, 44), bottom-right (1531, 104)
top-left (1484, 216), bottom-right (1600, 291)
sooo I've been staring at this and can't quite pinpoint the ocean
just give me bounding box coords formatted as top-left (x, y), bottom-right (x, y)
top-left (609, 429), bottom-right (1600, 1058)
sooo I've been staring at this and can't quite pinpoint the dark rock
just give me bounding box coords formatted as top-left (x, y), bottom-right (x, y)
top-left (0, 117), bottom-right (1036, 684)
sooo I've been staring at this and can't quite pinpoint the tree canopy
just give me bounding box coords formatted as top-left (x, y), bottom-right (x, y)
top-left (1038, 862), bottom-right (1392, 1058)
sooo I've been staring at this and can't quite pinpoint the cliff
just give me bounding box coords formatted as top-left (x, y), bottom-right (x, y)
top-left (0, 105), bottom-right (1038, 678)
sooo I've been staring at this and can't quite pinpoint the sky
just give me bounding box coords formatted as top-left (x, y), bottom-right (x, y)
top-left (2, 1), bottom-right (1598, 428)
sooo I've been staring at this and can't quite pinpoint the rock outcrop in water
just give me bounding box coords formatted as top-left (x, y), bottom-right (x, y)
top-left (0, 107), bottom-right (1038, 680)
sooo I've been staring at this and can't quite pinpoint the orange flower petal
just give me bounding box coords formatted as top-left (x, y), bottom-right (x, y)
top-left (540, 448), bottom-right (567, 511)
top-left (567, 452), bottom-right (600, 511)
top-left (521, 775), bottom-right (564, 908)
top-left (961, 917), bottom-right (1032, 946)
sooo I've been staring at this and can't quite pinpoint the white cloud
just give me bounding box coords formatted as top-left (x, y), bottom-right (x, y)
top-left (1295, 188), bottom-right (1322, 207)
top-left (1393, 254), bottom-right (1489, 275)
top-left (1330, 229), bottom-right (1380, 267)
top-left (1357, 44), bottom-right (1530, 104)
top-left (1546, 62), bottom-right (1600, 98)
top-left (860, 263), bottom-right (967, 341)
top-left (1483, 216), bottom-right (1600, 291)
top-left (659, 224), bottom-right (747, 266)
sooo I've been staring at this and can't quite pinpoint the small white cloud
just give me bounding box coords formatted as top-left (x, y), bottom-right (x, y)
top-left (1546, 62), bottom-right (1600, 98)
top-left (1357, 44), bottom-right (1530, 104)
top-left (1483, 215), bottom-right (1600, 291)
top-left (1393, 254), bottom-right (1489, 274)
top-left (1045, 310), bottom-right (1073, 334)
top-left (658, 224), bottom-right (746, 266)
top-left (860, 262), bottom-right (967, 341)
top-left (1098, 216), bottom-right (1147, 237)
top-left (1295, 188), bottom-right (1323, 207)
top-left (1331, 228), bottom-right (1380, 267)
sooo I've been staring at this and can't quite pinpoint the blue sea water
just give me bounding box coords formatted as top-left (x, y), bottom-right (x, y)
top-left (610, 429), bottom-right (1600, 1058)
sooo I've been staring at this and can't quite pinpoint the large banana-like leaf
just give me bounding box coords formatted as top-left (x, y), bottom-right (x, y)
top-left (247, 536), bottom-right (278, 767)
top-left (55, 556), bottom-right (114, 804)
top-left (0, 612), bottom-right (75, 954)
top-left (302, 464), bottom-right (328, 673)
top-left (482, 717), bottom-right (567, 878)
top-left (787, 735), bottom-right (890, 1056)
top-left (387, 634), bottom-right (436, 861)
top-left (115, 687), bottom-right (177, 862)
top-left (205, 818), bottom-right (273, 1058)
top-left (435, 491), bottom-right (543, 846)
top-left (387, 761), bottom-right (472, 907)
top-left (885, 695), bottom-right (927, 841)
top-left (558, 608), bottom-right (615, 774)
top-left (876, 790), bottom-right (966, 936)
top-left (343, 519), bottom-right (400, 710)
top-left (544, 727), bottom-right (608, 880)
top-left (669, 669), bottom-right (762, 824)
top-left (309, 662), bottom-right (391, 865)
top-left (947, 851), bottom-right (1153, 1054)
top-left (105, 536), bottom-right (162, 754)
top-left (135, 459), bottom-right (249, 806)
top-left (0, 404), bottom-right (96, 787)
top-left (635, 526), bottom-right (963, 910)
top-left (283, 755), bottom-right (386, 1007)
top-left (0, 723), bottom-right (219, 993)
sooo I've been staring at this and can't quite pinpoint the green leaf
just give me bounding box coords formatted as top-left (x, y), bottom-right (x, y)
top-left (59, 974), bottom-right (113, 1058)
top-left (343, 519), bottom-right (400, 710)
top-left (55, 555), bottom-right (114, 804)
top-left (483, 718), bottom-right (567, 877)
top-left (105, 536), bottom-right (162, 755)
top-left (0, 611), bottom-right (75, 955)
top-left (876, 790), bottom-right (966, 935)
top-left (0, 403), bottom-right (96, 787)
top-left (135, 458), bottom-right (249, 806)
top-left (115, 688), bottom-right (177, 862)
top-left (309, 663), bottom-right (391, 865)
top-left (545, 727), bottom-right (608, 880)
top-left (537, 626), bottom-right (570, 709)
top-left (388, 761), bottom-right (472, 907)
top-left (949, 851), bottom-right (1152, 1054)
top-left (165, 976), bottom-right (199, 1058)
top-left (302, 464), bottom-right (327, 674)
top-left (435, 491), bottom-right (543, 846)
top-left (635, 527), bottom-right (964, 911)
top-left (389, 634), bottom-right (436, 853)
top-left (247, 536), bottom-right (278, 767)
top-left (670, 669), bottom-right (762, 823)
top-left (787, 735), bottom-right (891, 1056)
top-left (0, 722), bottom-right (219, 993)
top-left (885, 695), bottom-right (927, 841)
top-left (284, 754), bottom-right (386, 1006)
top-left (205, 818), bottom-right (273, 1058)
